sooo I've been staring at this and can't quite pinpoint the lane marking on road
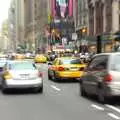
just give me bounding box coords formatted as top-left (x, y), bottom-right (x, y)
top-left (105, 104), bottom-right (120, 113)
top-left (50, 85), bottom-right (61, 92)
top-left (91, 104), bottom-right (104, 111)
top-left (108, 113), bottom-right (120, 120)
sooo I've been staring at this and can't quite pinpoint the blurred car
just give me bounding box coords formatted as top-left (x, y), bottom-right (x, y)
top-left (80, 53), bottom-right (120, 103)
top-left (25, 52), bottom-right (34, 59)
top-left (48, 57), bottom-right (86, 81)
top-left (34, 54), bottom-right (47, 63)
top-left (14, 54), bottom-right (25, 60)
top-left (1, 61), bottom-right (43, 93)
top-left (0, 60), bottom-right (7, 76)
top-left (0, 54), bottom-right (8, 60)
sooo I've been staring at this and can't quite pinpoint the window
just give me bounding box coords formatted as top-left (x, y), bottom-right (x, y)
top-left (60, 59), bottom-right (83, 65)
top-left (111, 55), bottom-right (120, 71)
top-left (9, 62), bottom-right (36, 70)
top-left (87, 55), bottom-right (108, 70)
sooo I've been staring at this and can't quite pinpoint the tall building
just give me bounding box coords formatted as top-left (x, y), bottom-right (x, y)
top-left (8, 0), bottom-right (25, 51)
top-left (86, 0), bottom-right (120, 52)
top-left (47, 0), bottom-right (75, 51)
top-left (8, 0), bottom-right (55, 52)
top-left (24, 0), bottom-right (35, 51)
top-left (73, 0), bottom-right (88, 41)
top-left (24, 0), bottom-right (48, 52)
top-left (88, 0), bottom-right (120, 36)
top-left (8, 0), bottom-right (16, 51)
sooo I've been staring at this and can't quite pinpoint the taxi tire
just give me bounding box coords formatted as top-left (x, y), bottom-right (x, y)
top-left (48, 70), bottom-right (52, 80)
top-left (52, 72), bottom-right (58, 82)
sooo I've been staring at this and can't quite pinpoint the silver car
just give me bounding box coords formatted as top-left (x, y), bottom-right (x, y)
top-left (1, 61), bottom-right (43, 93)
top-left (80, 53), bottom-right (120, 103)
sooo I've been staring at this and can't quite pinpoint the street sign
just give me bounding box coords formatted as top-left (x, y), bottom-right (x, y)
top-left (62, 37), bottom-right (67, 45)
top-left (72, 33), bottom-right (77, 40)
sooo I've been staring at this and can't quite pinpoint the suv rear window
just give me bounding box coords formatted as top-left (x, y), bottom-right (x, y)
top-left (111, 55), bottom-right (120, 71)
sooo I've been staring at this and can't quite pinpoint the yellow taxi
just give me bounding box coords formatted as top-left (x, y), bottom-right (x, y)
top-left (48, 57), bottom-right (86, 81)
top-left (34, 54), bottom-right (47, 63)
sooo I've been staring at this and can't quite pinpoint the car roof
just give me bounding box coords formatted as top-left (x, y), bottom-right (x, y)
top-left (94, 52), bottom-right (120, 57)
top-left (58, 57), bottom-right (79, 60)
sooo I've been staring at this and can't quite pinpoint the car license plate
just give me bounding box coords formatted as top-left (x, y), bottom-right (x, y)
top-left (70, 67), bottom-right (78, 71)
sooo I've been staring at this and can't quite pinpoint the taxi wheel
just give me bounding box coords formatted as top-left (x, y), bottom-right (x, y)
top-left (52, 72), bottom-right (58, 81)
top-left (48, 70), bottom-right (52, 80)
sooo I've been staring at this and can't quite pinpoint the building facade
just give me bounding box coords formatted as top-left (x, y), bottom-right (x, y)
top-left (86, 0), bottom-right (120, 52)
top-left (8, 0), bottom-right (16, 51)
top-left (8, 0), bottom-right (25, 52)
top-left (47, 0), bottom-right (75, 52)
top-left (24, 0), bottom-right (48, 52)
top-left (24, 0), bottom-right (35, 51)
top-left (88, 0), bottom-right (120, 36)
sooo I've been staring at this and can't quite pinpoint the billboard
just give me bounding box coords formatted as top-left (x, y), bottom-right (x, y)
top-left (54, 0), bottom-right (73, 18)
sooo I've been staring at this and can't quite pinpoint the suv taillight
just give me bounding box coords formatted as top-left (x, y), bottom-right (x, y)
top-left (104, 74), bottom-right (112, 83)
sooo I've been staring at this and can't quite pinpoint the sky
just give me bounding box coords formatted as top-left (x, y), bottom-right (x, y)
top-left (0, 0), bottom-right (11, 29)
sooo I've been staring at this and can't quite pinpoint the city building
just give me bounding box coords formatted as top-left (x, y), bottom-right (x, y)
top-left (8, 0), bottom-right (25, 52)
top-left (75, 0), bottom-right (88, 34)
top-left (24, 0), bottom-right (48, 52)
top-left (24, 0), bottom-right (35, 51)
top-left (87, 0), bottom-right (120, 37)
top-left (87, 0), bottom-right (120, 52)
top-left (73, 0), bottom-right (88, 52)
top-left (8, 0), bottom-right (16, 51)
top-left (47, 0), bottom-right (75, 51)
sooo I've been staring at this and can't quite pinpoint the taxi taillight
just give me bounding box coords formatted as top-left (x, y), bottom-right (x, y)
top-left (58, 66), bottom-right (64, 71)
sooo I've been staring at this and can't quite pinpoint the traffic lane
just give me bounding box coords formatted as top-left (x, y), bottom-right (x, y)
top-left (40, 63), bottom-right (120, 119)
top-left (0, 84), bottom-right (108, 120)
top-left (0, 63), bottom-right (116, 120)
top-left (37, 64), bottom-right (116, 120)
top-left (0, 63), bottom-right (107, 120)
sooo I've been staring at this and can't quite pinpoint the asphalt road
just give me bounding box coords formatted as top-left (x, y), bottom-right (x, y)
top-left (0, 63), bottom-right (120, 120)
